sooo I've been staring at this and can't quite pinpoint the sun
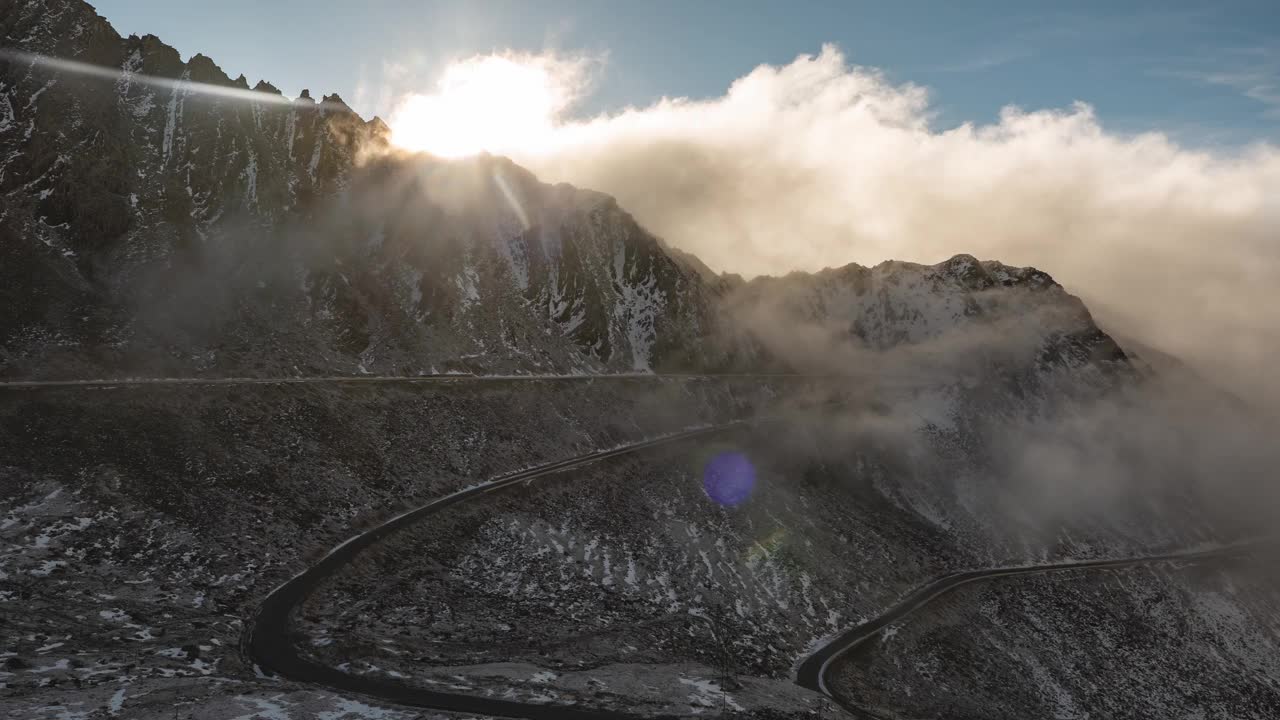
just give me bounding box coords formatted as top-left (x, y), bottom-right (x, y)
top-left (388, 54), bottom-right (579, 158)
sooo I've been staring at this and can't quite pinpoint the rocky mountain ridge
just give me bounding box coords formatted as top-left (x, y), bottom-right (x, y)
top-left (2, 0), bottom-right (1126, 382)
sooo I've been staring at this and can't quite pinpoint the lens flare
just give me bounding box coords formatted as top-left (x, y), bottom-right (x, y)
top-left (0, 49), bottom-right (341, 111)
top-left (702, 451), bottom-right (757, 507)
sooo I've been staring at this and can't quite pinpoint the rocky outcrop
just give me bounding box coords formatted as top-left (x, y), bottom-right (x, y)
top-left (723, 253), bottom-right (1126, 385)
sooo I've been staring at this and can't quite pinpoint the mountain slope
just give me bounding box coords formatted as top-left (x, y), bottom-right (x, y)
top-left (1, 0), bottom-right (1126, 384)
top-left (725, 253), bottom-right (1125, 378)
top-left (0, 0), bottom-right (748, 378)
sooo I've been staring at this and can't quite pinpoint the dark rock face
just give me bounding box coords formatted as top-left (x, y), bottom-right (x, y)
top-left (1, 0), bottom-right (381, 375)
top-left (0, 0), bottom-right (741, 378)
top-left (1, 0), bottom-right (1126, 384)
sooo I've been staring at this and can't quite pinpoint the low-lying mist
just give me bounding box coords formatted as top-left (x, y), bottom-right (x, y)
top-left (708, 262), bottom-right (1278, 554)
top-left (763, 358), bottom-right (1279, 558)
top-left (133, 138), bottom-right (1275, 547)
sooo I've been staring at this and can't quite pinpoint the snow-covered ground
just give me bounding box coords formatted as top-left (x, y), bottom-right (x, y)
top-left (829, 554), bottom-right (1280, 719)
top-left (0, 378), bottom-right (777, 718)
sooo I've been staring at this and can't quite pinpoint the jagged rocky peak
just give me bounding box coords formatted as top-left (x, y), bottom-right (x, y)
top-left (321, 92), bottom-right (349, 109)
top-left (185, 52), bottom-right (232, 84)
top-left (129, 34), bottom-right (183, 70)
top-left (724, 252), bottom-right (1126, 375)
top-left (253, 79), bottom-right (282, 95)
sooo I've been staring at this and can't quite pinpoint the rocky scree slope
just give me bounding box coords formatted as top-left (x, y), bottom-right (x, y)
top-left (0, 376), bottom-right (783, 718)
top-left (829, 553), bottom-right (1280, 720)
top-left (295, 368), bottom-right (1244, 716)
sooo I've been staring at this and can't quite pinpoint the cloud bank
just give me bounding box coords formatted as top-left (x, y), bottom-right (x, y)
top-left (491, 45), bottom-right (1279, 409)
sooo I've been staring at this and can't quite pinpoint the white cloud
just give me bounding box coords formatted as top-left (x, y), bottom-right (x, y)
top-left (388, 51), bottom-right (599, 157)
top-left (493, 45), bottom-right (1280, 409)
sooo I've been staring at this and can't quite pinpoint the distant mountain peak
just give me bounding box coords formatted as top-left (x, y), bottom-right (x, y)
top-left (253, 79), bottom-right (282, 95)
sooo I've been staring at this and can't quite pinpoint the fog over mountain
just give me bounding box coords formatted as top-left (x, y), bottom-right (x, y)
top-left (509, 45), bottom-right (1280, 414)
top-left (2, 2), bottom-right (1279, 719)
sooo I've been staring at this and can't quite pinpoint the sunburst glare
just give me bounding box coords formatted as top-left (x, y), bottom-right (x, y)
top-left (388, 53), bottom-right (587, 158)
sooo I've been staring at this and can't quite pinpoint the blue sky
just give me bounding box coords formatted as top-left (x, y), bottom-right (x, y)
top-left (92, 0), bottom-right (1278, 146)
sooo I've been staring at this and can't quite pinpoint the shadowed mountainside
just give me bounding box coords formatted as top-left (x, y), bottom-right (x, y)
top-left (2, 0), bottom-right (1124, 384)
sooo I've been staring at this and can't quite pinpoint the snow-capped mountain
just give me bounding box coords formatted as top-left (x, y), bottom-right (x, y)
top-left (723, 253), bottom-right (1126, 381)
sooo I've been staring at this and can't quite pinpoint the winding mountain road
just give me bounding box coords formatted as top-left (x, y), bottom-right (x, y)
top-left (10, 373), bottom-right (1257, 717)
top-left (242, 399), bottom-right (1259, 720)
top-left (794, 542), bottom-right (1263, 718)
top-left (247, 420), bottom-right (752, 720)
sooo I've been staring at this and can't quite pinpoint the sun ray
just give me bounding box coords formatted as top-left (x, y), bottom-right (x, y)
top-left (388, 53), bottom-right (583, 157)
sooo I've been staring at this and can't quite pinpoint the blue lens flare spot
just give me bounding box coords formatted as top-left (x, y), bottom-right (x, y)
top-left (702, 451), bottom-right (757, 507)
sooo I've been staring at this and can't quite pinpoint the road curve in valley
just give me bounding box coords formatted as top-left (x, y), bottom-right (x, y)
top-left (796, 542), bottom-right (1264, 717)
top-left (247, 421), bottom-right (751, 720)
top-left (19, 373), bottom-right (1259, 718)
